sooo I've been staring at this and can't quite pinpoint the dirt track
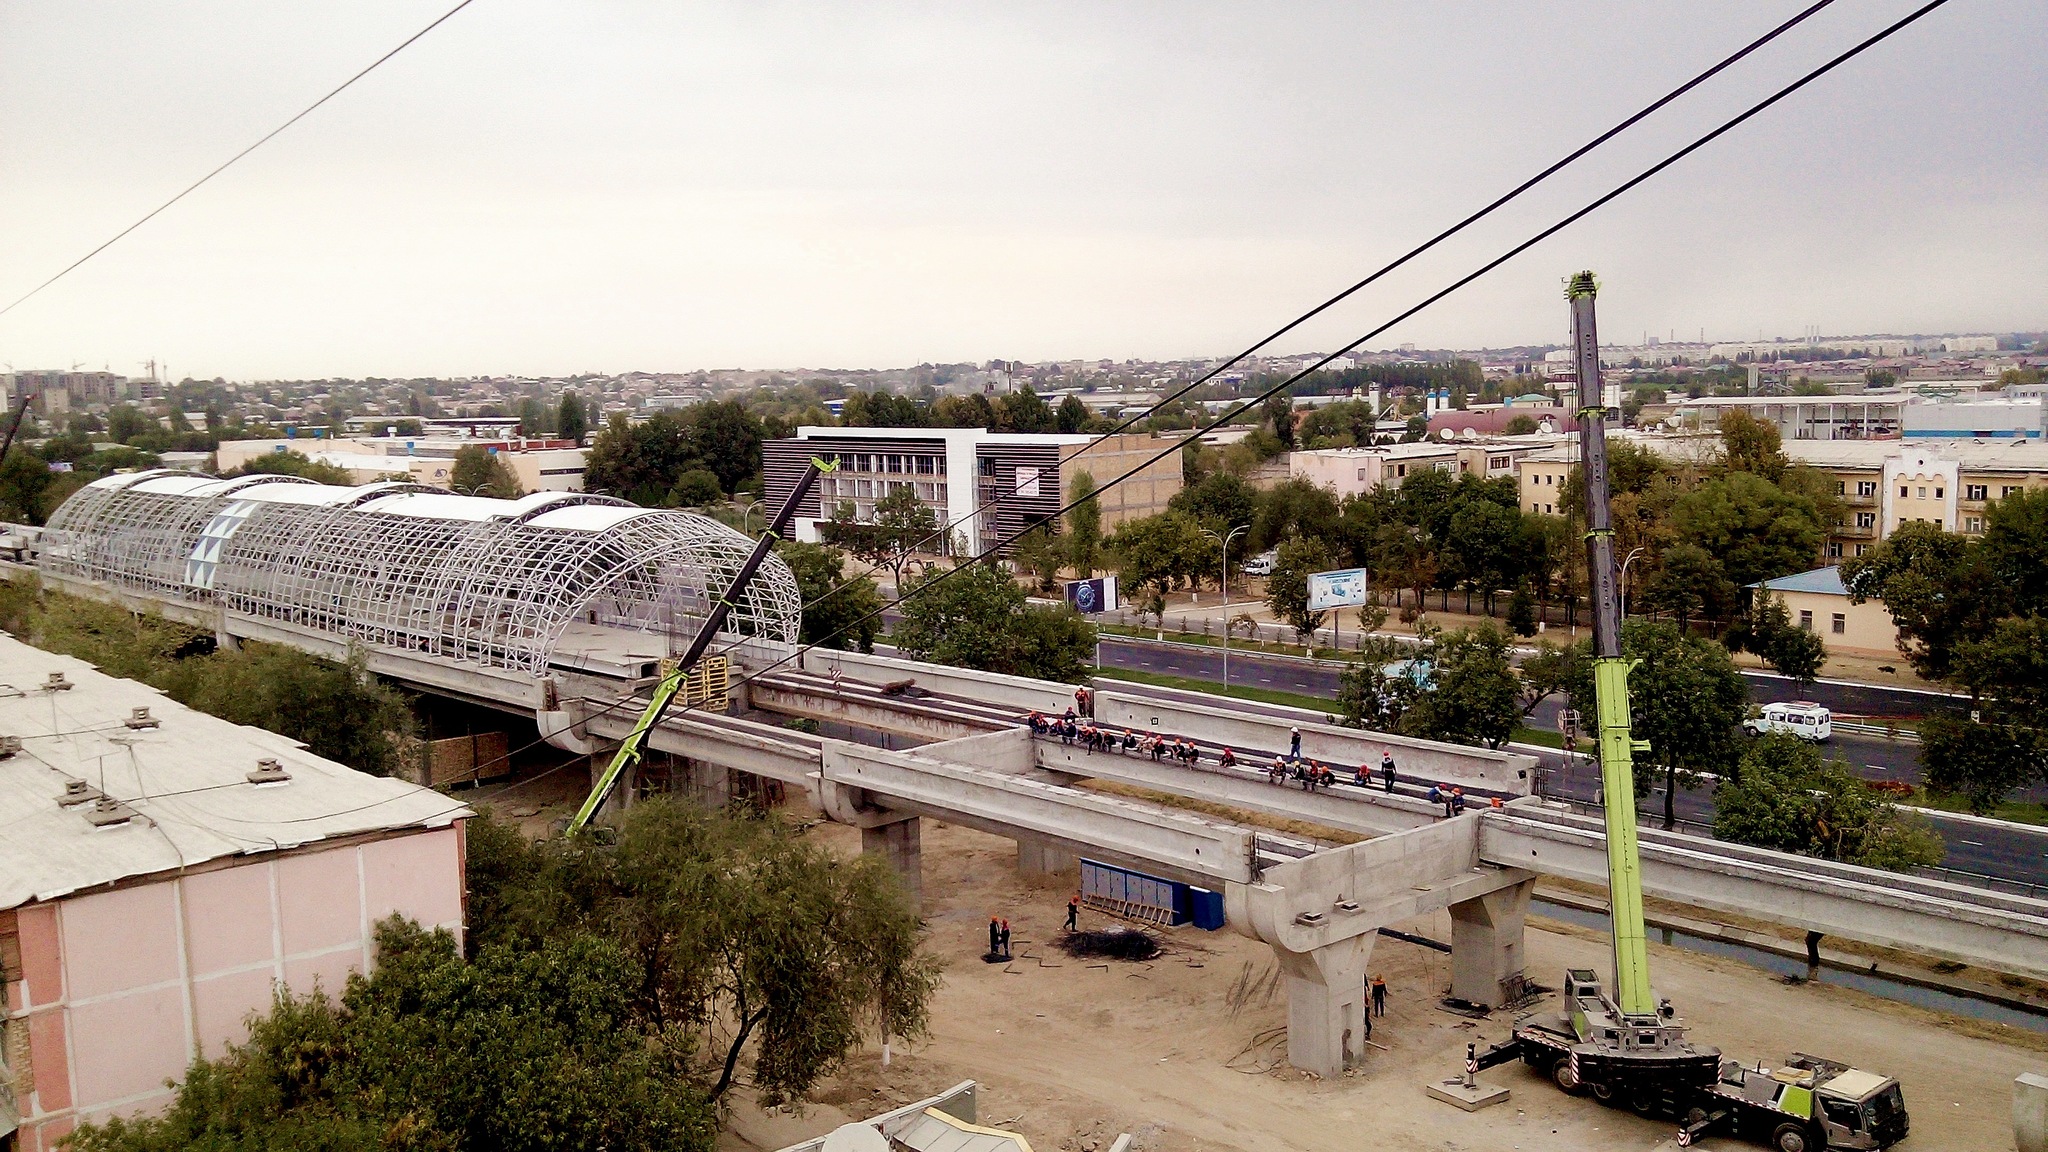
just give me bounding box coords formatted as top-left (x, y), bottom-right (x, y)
top-left (725, 815), bottom-right (2042, 1152)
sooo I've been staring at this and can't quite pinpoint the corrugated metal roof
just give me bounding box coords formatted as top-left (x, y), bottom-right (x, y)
top-left (1750, 567), bottom-right (1850, 596)
top-left (0, 634), bottom-right (466, 910)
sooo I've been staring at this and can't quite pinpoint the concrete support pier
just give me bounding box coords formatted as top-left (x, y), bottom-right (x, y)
top-left (862, 815), bottom-right (924, 911)
top-left (1276, 934), bottom-right (1375, 1078)
top-left (1016, 838), bottom-right (1076, 879)
top-left (1449, 878), bottom-right (1534, 1009)
top-left (2018, 1071), bottom-right (2048, 1152)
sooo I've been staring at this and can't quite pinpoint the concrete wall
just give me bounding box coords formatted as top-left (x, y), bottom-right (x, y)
top-left (8, 828), bottom-right (465, 1151)
top-left (1090, 689), bottom-right (1536, 794)
top-left (798, 649), bottom-right (1076, 716)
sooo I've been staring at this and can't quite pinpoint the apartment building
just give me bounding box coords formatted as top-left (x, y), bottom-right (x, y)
top-left (1292, 441), bottom-right (1540, 499)
top-left (760, 428), bottom-right (1180, 555)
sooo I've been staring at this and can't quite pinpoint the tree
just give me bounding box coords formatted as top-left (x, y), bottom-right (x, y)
top-left (0, 448), bottom-right (56, 525)
top-left (106, 403), bottom-right (154, 443)
top-left (996, 385), bottom-right (1053, 433)
top-left (1263, 394), bottom-right (1297, 449)
top-left (1168, 472), bottom-right (1258, 536)
top-left (1668, 472), bottom-right (1824, 593)
top-left (69, 918), bottom-right (719, 1152)
top-left (893, 562), bottom-right (1096, 682)
top-left (1717, 408), bottom-right (1788, 482)
top-left (779, 542), bottom-right (881, 652)
top-left (222, 448), bottom-right (353, 486)
top-left (1506, 584), bottom-right (1537, 636)
top-left (1066, 470), bottom-right (1102, 577)
top-left (669, 468), bottom-right (723, 507)
top-left (1641, 543), bottom-right (1736, 632)
top-left (1920, 710), bottom-right (2045, 815)
top-left (1267, 534), bottom-right (1337, 642)
top-left (1401, 625), bottom-right (1520, 749)
top-left (1503, 414), bottom-right (1539, 435)
top-left (1055, 394), bottom-right (1091, 433)
top-left (686, 400), bottom-right (766, 494)
top-left (558, 389), bottom-right (589, 443)
top-left (1013, 524), bottom-right (1064, 591)
top-left (1107, 511), bottom-right (1206, 608)
top-left (1713, 734), bottom-right (1943, 871)
top-left (1442, 498), bottom-right (1522, 612)
top-left (1747, 590), bottom-right (1826, 684)
top-left (1567, 619), bottom-right (1747, 830)
top-left (1250, 477), bottom-right (1341, 554)
top-left (1338, 634), bottom-right (1423, 732)
top-left (452, 444), bottom-right (525, 497)
top-left (1517, 642), bottom-right (1576, 718)
top-left (1840, 521), bottom-right (1998, 679)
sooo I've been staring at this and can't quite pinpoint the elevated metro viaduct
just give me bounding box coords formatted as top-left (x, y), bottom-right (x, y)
top-left (9, 473), bottom-right (2047, 1077)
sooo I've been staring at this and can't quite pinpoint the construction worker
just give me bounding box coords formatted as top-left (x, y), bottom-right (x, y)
top-left (1066, 894), bottom-right (1080, 931)
top-left (1219, 747), bottom-right (1236, 768)
top-left (1426, 783), bottom-right (1442, 811)
top-left (1380, 750), bottom-right (1397, 793)
top-left (1289, 726), bottom-right (1302, 758)
top-left (1452, 787), bottom-right (1467, 816)
top-left (999, 918), bottom-right (1012, 959)
top-left (989, 917), bottom-right (1001, 957)
top-left (1371, 975), bottom-right (1387, 1017)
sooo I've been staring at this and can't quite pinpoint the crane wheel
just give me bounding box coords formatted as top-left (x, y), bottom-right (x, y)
top-left (1770, 1122), bottom-right (1812, 1152)
top-left (1551, 1059), bottom-right (1584, 1096)
top-left (1588, 1080), bottom-right (1615, 1103)
top-left (1629, 1090), bottom-right (1661, 1117)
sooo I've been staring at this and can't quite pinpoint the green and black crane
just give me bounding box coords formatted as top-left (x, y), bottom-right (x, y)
top-left (1473, 275), bottom-right (1908, 1152)
top-left (566, 455), bottom-right (835, 835)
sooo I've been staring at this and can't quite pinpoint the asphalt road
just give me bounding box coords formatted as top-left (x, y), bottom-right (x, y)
top-left (1093, 635), bottom-right (2048, 889)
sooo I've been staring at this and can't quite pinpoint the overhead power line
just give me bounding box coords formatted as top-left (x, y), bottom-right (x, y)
top-left (0, 0), bottom-right (481, 320)
top-left (415, 0), bottom-right (1956, 801)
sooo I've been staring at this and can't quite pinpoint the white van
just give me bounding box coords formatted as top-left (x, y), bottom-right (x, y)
top-left (1241, 550), bottom-right (1278, 578)
top-left (1744, 701), bottom-right (1832, 742)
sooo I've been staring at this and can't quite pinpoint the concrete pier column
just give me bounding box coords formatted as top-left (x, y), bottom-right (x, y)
top-left (862, 815), bottom-right (923, 912)
top-left (1449, 877), bottom-right (1534, 1009)
top-left (680, 759), bottom-right (730, 809)
top-left (1275, 933), bottom-right (1374, 1078)
top-left (2018, 1071), bottom-right (2048, 1152)
top-left (1016, 838), bottom-right (1076, 879)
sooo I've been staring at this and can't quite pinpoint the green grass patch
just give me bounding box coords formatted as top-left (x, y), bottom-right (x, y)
top-left (1511, 726), bottom-right (1567, 749)
top-left (1091, 668), bottom-right (1340, 717)
top-left (1903, 788), bottom-right (2048, 827)
top-left (1095, 622), bottom-right (1374, 664)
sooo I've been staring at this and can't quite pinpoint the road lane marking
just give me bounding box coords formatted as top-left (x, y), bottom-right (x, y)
top-left (1958, 840), bottom-right (1984, 847)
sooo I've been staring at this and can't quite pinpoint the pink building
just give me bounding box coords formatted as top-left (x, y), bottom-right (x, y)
top-left (0, 636), bottom-right (468, 1149)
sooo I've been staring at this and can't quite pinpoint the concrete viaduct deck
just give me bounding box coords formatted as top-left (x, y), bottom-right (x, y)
top-left (18, 563), bottom-right (2048, 1077)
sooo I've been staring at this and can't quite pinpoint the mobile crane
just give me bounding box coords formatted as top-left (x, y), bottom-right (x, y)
top-left (1471, 275), bottom-right (1908, 1152)
top-left (566, 456), bottom-right (834, 834)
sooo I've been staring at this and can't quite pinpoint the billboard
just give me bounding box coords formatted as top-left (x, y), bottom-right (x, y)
top-left (1306, 567), bottom-right (1370, 612)
top-left (1064, 575), bottom-right (1119, 615)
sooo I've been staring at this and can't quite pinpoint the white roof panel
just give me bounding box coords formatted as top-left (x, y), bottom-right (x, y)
top-left (0, 634), bottom-right (466, 910)
top-left (523, 505), bottom-right (653, 532)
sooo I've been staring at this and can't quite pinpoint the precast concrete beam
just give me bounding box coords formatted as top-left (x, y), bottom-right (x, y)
top-left (1230, 817), bottom-right (1535, 954)
top-left (923, 727), bottom-right (1041, 775)
top-left (799, 648), bottom-right (1077, 714)
top-left (1090, 688), bottom-right (1535, 796)
top-left (583, 708), bottom-right (823, 787)
top-left (1480, 811), bottom-right (2048, 980)
top-left (822, 741), bottom-right (1255, 886)
top-left (748, 678), bottom-right (1004, 743)
top-left (1036, 740), bottom-right (1437, 837)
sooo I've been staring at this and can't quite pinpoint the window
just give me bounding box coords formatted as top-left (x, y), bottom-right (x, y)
top-left (1395, 464), bottom-right (1408, 477)
top-left (1857, 480), bottom-right (1877, 497)
top-left (1799, 610), bottom-right (1814, 631)
top-left (1855, 511), bottom-right (1876, 528)
top-left (1934, 487), bottom-right (1944, 499)
top-left (1834, 480), bottom-right (1846, 495)
top-left (2004, 485), bottom-right (2024, 498)
top-left (1966, 484), bottom-right (1987, 501)
top-left (1825, 541), bottom-right (1843, 558)
top-left (1966, 516), bottom-right (1983, 533)
top-left (1832, 613), bottom-right (1846, 635)
top-left (1916, 486), bottom-right (1927, 499)
top-left (1854, 544), bottom-right (1870, 556)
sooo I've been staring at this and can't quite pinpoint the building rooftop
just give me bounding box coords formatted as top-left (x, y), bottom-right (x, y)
top-left (1782, 437), bottom-right (2048, 470)
top-left (0, 633), bottom-right (465, 909)
top-left (1750, 566), bottom-right (1850, 596)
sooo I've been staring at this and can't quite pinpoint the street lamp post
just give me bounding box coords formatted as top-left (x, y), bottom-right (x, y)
top-left (1618, 545), bottom-right (1645, 624)
top-left (1206, 525), bottom-right (1249, 689)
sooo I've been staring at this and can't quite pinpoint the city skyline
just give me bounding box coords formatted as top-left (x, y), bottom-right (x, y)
top-left (2, 1), bottom-right (2043, 379)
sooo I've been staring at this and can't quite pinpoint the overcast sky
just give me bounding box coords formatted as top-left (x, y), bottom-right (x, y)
top-left (1, 1), bottom-right (2041, 379)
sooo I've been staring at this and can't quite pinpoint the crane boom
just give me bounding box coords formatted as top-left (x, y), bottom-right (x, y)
top-left (1566, 271), bottom-right (1656, 1021)
top-left (567, 455), bottom-right (836, 834)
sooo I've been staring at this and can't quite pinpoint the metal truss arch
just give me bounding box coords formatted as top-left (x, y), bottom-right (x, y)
top-left (35, 474), bottom-right (798, 676)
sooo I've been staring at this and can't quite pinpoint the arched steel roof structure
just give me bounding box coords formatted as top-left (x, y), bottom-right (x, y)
top-left (37, 470), bottom-right (800, 677)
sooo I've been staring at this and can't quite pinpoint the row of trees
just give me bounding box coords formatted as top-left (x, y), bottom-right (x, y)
top-left (1844, 487), bottom-right (2048, 811)
top-left (75, 801), bottom-right (941, 1152)
top-left (583, 402), bottom-right (766, 506)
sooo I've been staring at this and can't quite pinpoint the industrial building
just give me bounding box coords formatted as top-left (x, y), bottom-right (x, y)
top-left (0, 635), bottom-right (466, 1149)
top-left (215, 435), bottom-right (589, 494)
top-left (761, 428), bottom-right (1180, 555)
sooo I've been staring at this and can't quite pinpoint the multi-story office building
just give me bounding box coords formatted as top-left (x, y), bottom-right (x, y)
top-left (761, 428), bottom-right (1180, 555)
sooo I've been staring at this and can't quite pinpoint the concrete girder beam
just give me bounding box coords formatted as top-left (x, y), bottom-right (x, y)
top-left (1036, 740), bottom-right (1436, 838)
top-left (1480, 811), bottom-right (2048, 981)
top-left (747, 679), bottom-right (1004, 743)
top-left (822, 741), bottom-right (1255, 886)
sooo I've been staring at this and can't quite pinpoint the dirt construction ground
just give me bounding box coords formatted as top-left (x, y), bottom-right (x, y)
top-left (723, 815), bottom-right (2046, 1152)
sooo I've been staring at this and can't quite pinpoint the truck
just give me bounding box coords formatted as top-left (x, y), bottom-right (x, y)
top-left (1743, 701), bottom-right (1833, 742)
top-left (1464, 275), bottom-right (1908, 1152)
